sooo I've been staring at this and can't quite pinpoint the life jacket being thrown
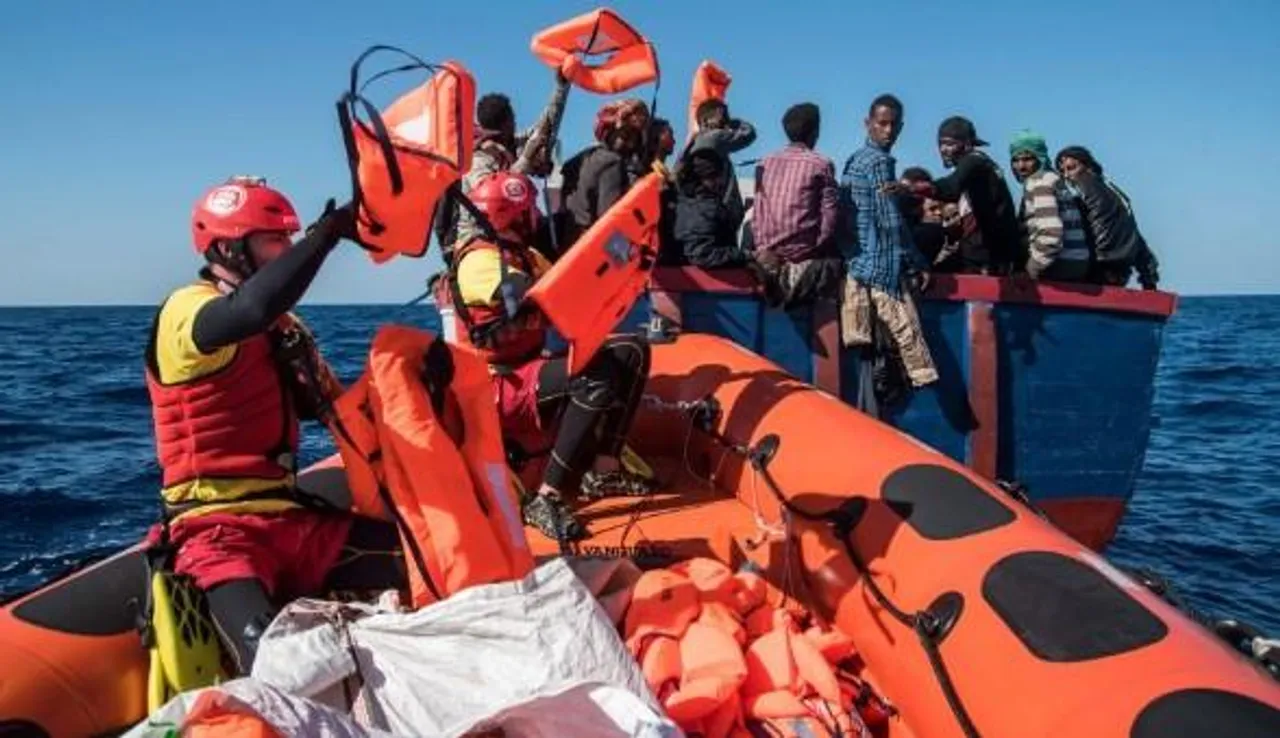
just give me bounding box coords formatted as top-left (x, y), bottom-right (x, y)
top-left (687, 60), bottom-right (731, 143)
top-left (327, 325), bottom-right (533, 609)
top-left (525, 172), bottom-right (663, 375)
top-left (530, 8), bottom-right (659, 95)
top-left (338, 46), bottom-right (475, 264)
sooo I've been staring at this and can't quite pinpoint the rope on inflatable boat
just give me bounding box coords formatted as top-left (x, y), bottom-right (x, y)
top-left (754, 457), bottom-right (983, 738)
top-left (639, 393), bottom-right (984, 738)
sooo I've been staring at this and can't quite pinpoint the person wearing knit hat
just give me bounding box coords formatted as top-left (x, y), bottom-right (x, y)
top-left (1054, 145), bottom-right (1161, 290)
top-left (1008, 129), bottom-right (1091, 282)
top-left (903, 115), bottom-right (1021, 274)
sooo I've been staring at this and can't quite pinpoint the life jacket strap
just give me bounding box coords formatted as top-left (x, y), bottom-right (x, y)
top-left (160, 485), bottom-right (333, 520)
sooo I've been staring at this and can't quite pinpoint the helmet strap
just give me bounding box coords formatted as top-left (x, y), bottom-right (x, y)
top-left (205, 237), bottom-right (258, 284)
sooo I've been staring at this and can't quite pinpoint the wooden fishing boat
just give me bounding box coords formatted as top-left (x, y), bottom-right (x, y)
top-left (629, 269), bottom-right (1177, 551)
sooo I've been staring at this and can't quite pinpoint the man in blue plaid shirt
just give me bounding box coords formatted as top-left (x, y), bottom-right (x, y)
top-left (838, 94), bottom-right (938, 391)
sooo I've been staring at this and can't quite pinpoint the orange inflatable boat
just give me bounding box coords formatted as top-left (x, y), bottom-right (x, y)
top-left (2, 334), bottom-right (1278, 737)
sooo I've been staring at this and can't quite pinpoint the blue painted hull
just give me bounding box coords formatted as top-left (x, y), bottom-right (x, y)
top-left (622, 270), bottom-right (1177, 549)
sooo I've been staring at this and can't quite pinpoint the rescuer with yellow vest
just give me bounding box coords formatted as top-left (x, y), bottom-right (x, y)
top-left (143, 176), bottom-right (405, 673)
top-left (442, 171), bottom-right (656, 542)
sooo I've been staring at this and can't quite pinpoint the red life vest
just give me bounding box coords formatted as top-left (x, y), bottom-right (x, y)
top-left (436, 237), bottom-right (548, 368)
top-left (145, 298), bottom-right (299, 518)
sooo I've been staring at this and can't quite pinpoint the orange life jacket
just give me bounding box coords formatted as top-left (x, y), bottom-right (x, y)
top-left (623, 558), bottom-right (872, 738)
top-left (146, 292), bottom-right (303, 518)
top-left (435, 237), bottom-right (549, 368)
top-left (525, 172), bottom-right (663, 375)
top-left (326, 325), bottom-right (532, 608)
top-left (687, 60), bottom-right (732, 142)
top-left (180, 690), bottom-right (283, 738)
top-left (530, 8), bottom-right (658, 95)
top-left (338, 46), bottom-right (475, 264)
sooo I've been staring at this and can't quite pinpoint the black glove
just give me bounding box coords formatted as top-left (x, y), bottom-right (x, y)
top-left (321, 198), bottom-right (357, 242)
top-left (304, 198), bottom-right (356, 245)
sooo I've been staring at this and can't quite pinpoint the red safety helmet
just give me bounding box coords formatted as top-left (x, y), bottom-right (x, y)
top-left (468, 171), bottom-right (540, 238)
top-left (191, 176), bottom-right (301, 254)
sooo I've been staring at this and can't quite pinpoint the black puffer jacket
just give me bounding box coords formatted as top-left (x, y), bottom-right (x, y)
top-left (1071, 170), bottom-right (1141, 264)
top-left (666, 147), bottom-right (746, 268)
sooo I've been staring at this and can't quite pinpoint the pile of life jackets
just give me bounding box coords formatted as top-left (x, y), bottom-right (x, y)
top-left (622, 558), bottom-right (890, 738)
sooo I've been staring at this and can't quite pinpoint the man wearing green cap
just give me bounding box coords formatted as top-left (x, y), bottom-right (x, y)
top-left (1008, 130), bottom-right (1091, 282)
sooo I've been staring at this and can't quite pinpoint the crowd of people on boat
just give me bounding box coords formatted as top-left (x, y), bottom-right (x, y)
top-left (141, 68), bottom-right (1165, 680)
top-left (463, 83), bottom-right (1163, 403)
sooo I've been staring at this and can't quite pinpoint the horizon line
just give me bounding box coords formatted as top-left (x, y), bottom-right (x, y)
top-left (2, 291), bottom-right (1279, 309)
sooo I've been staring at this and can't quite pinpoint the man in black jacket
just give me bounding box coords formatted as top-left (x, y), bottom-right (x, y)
top-left (663, 100), bottom-right (757, 269)
top-left (1056, 145), bottom-right (1160, 290)
top-left (907, 117), bottom-right (1021, 274)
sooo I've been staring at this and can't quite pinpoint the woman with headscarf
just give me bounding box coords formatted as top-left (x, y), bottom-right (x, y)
top-left (1008, 129), bottom-right (1091, 282)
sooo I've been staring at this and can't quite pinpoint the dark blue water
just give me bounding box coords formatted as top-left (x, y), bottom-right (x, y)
top-left (2, 299), bottom-right (1277, 634)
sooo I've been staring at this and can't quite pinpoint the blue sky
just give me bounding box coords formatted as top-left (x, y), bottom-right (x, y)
top-left (2, 0), bottom-right (1277, 305)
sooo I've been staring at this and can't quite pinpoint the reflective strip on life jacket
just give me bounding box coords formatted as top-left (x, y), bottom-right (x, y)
top-left (530, 8), bottom-right (659, 95)
top-left (525, 172), bottom-right (662, 375)
top-left (327, 325), bottom-right (532, 609)
top-left (338, 46), bottom-right (476, 264)
top-left (687, 60), bottom-right (731, 142)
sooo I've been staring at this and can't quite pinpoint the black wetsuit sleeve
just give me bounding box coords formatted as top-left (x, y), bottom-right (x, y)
top-left (191, 217), bottom-right (346, 354)
top-left (929, 153), bottom-right (983, 203)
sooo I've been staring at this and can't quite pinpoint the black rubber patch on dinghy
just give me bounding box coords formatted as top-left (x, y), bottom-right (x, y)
top-left (1131, 689), bottom-right (1280, 738)
top-left (12, 548), bottom-right (146, 636)
top-left (983, 550), bottom-right (1167, 662)
top-left (882, 464), bottom-right (1014, 540)
top-left (0, 720), bottom-right (50, 738)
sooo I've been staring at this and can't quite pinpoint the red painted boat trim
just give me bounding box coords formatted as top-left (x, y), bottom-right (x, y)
top-left (811, 298), bottom-right (841, 395)
top-left (650, 267), bottom-right (759, 295)
top-left (924, 274), bottom-right (1177, 318)
top-left (966, 302), bottom-right (999, 479)
top-left (649, 267), bottom-right (1177, 319)
top-left (1035, 498), bottom-right (1128, 552)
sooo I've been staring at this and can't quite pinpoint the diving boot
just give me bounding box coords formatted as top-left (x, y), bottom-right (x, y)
top-left (522, 491), bottom-right (588, 542)
top-left (581, 468), bottom-right (659, 500)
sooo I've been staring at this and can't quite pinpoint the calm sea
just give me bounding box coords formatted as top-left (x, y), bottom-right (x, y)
top-left (1, 298), bottom-right (1276, 633)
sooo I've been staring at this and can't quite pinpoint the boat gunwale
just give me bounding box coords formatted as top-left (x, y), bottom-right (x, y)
top-left (649, 267), bottom-right (1178, 319)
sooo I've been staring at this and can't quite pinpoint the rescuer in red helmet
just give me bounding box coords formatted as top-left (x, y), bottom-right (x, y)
top-left (143, 177), bottom-right (403, 674)
top-left (436, 170), bottom-right (656, 544)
